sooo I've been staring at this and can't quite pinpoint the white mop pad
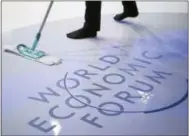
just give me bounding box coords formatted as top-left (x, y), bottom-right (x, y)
top-left (3, 45), bottom-right (62, 66)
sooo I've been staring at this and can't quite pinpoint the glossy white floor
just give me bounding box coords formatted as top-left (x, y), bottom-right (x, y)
top-left (2, 13), bottom-right (188, 135)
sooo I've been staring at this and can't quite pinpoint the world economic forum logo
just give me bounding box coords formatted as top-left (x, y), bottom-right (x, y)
top-left (27, 29), bottom-right (188, 133)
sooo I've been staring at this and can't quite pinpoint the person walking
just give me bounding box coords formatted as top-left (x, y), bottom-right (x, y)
top-left (67, 1), bottom-right (139, 39)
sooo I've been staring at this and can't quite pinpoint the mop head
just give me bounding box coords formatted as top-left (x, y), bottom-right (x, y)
top-left (3, 44), bottom-right (62, 66)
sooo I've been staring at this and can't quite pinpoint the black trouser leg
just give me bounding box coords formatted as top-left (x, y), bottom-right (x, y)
top-left (84, 1), bottom-right (101, 31)
top-left (122, 1), bottom-right (138, 15)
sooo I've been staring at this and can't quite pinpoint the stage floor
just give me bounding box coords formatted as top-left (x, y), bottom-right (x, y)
top-left (2, 13), bottom-right (188, 135)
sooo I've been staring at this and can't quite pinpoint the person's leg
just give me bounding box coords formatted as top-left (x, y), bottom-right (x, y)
top-left (83, 1), bottom-right (101, 31)
top-left (67, 1), bottom-right (101, 39)
top-left (114, 1), bottom-right (139, 21)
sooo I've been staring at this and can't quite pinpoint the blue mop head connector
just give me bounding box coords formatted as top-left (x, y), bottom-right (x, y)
top-left (16, 33), bottom-right (46, 59)
top-left (31, 32), bottom-right (41, 50)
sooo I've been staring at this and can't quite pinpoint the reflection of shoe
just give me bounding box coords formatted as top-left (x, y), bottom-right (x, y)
top-left (114, 11), bottom-right (139, 21)
top-left (67, 28), bottom-right (97, 39)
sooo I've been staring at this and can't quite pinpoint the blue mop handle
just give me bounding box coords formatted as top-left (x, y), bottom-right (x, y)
top-left (31, 0), bottom-right (54, 50)
top-left (31, 32), bottom-right (41, 50)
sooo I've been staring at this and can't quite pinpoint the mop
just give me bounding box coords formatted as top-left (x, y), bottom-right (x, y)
top-left (3, 0), bottom-right (62, 66)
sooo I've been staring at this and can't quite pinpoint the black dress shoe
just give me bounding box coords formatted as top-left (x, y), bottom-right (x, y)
top-left (67, 28), bottom-right (97, 39)
top-left (114, 11), bottom-right (139, 21)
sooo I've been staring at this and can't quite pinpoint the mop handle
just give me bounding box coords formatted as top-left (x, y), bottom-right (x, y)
top-left (39, 0), bottom-right (54, 33)
top-left (31, 0), bottom-right (54, 50)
